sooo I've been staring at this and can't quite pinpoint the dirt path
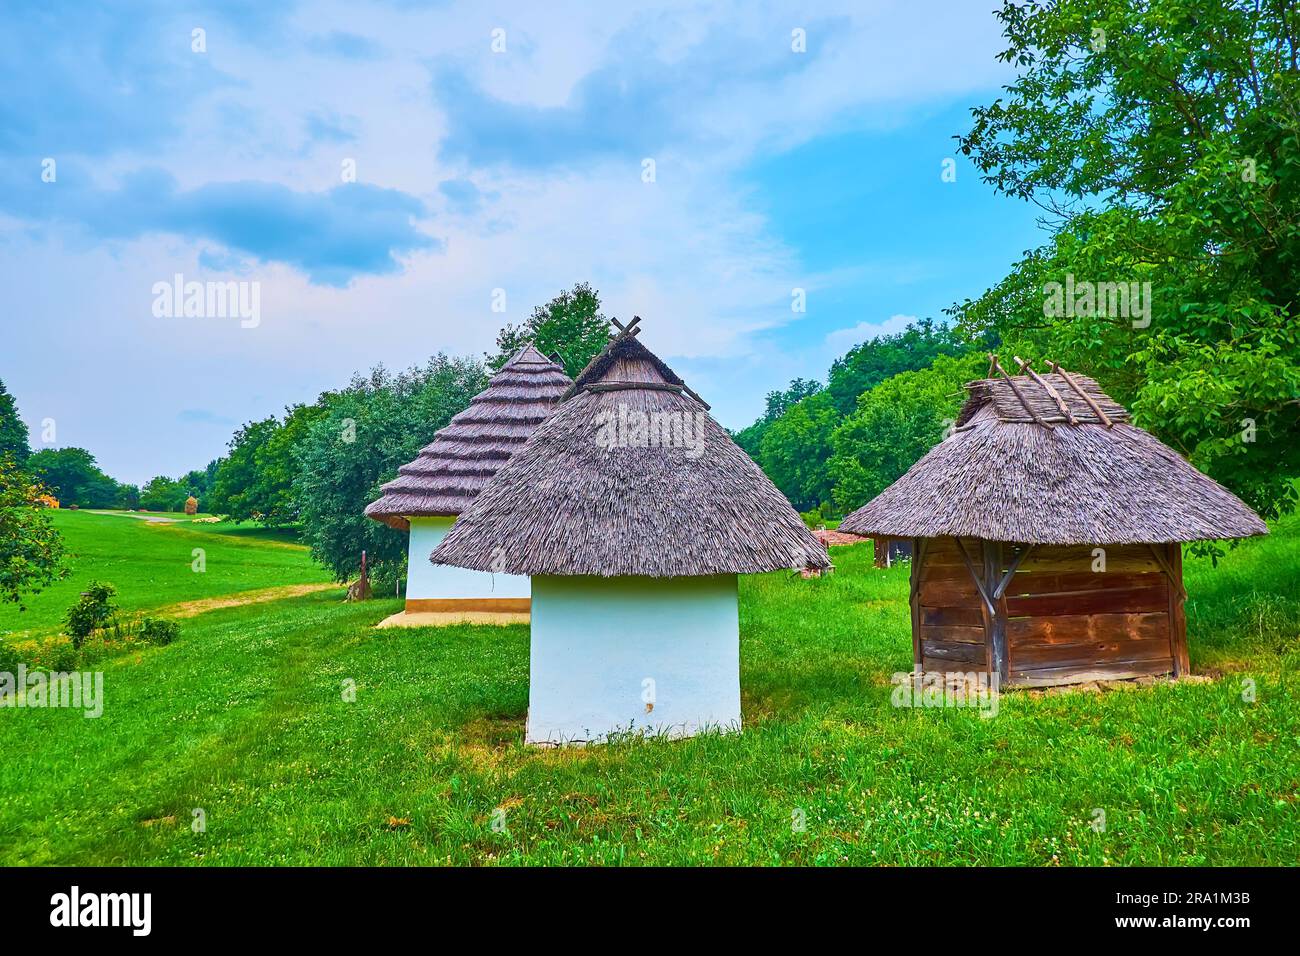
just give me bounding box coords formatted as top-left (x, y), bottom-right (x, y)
top-left (82, 510), bottom-right (182, 523)
top-left (156, 583), bottom-right (342, 619)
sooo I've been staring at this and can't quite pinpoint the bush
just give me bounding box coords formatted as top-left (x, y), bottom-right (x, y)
top-left (0, 640), bottom-right (20, 675)
top-left (63, 581), bottom-right (117, 647)
top-left (138, 617), bottom-right (180, 646)
top-left (10, 636), bottom-right (78, 672)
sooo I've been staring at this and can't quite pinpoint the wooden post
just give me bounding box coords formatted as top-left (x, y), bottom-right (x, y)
top-left (1168, 542), bottom-right (1190, 676)
top-left (983, 540), bottom-right (1008, 682)
top-left (908, 538), bottom-right (926, 670)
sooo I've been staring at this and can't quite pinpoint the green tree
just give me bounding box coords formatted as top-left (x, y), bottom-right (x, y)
top-left (208, 417), bottom-right (281, 521)
top-left (829, 353), bottom-right (986, 513)
top-left (139, 475), bottom-right (187, 512)
top-left (826, 319), bottom-right (985, 415)
top-left (756, 390), bottom-right (840, 511)
top-left (27, 447), bottom-right (122, 508)
top-left (733, 378), bottom-right (822, 458)
top-left (0, 456), bottom-right (68, 609)
top-left (491, 282), bottom-right (612, 377)
top-left (210, 405), bottom-right (327, 525)
top-left (953, 0), bottom-right (1300, 519)
top-left (0, 379), bottom-right (30, 464)
top-left (293, 355), bottom-right (489, 585)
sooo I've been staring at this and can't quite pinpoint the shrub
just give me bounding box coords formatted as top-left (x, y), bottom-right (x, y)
top-left (11, 636), bottom-right (78, 672)
top-left (0, 640), bottom-right (20, 675)
top-left (138, 617), bottom-right (180, 646)
top-left (63, 581), bottom-right (117, 647)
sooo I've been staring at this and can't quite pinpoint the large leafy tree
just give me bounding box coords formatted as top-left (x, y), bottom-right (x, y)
top-left (953, 0), bottom-right (1300, 519)
top-left (209, 417), bottom-right (278, 519)
top-left (293, 355), bottom-right (489, 585)
top-left (733, 378), bottom-right (822, 458)
top-left (829, 353), bottom-right (986, 513)
top-left (756, 390), bottom-right (840, 512)
top-left (490, 282), bottom-right (612, 377)
top-left (139, 475), bottom-right (189, 512)
top-left (826, 318), bottom-right (987, 415)
top-left (0, 379), bottom-right (30, 464)
top-left (0, 456), bottom-right (68, 609)
top-left (26, 447), bottom-right (122, 508)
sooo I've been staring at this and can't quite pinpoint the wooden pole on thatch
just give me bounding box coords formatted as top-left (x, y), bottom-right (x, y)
top-left (1013, 356), bottom-right (1079, 425)
top-left (989, 354), bottom-right (1053, 430)
top-left (1047, 360), bottom-right (1115, 428)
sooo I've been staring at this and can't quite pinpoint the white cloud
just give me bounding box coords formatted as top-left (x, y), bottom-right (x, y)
top-left (825, 313), bottom-right (918, 352)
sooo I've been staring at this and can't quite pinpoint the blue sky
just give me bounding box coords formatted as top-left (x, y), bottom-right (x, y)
top-left (1, 0), bottom-right (1045, 485)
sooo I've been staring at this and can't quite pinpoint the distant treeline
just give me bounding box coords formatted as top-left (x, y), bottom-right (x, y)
top-left (734, 320), bottom-right (997, 520)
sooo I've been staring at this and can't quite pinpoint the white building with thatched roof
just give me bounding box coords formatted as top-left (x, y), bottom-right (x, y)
top-left (432, 318), bottom-right (830, 744)
top-left (839, 356), bottom-right (1267, 688)
top-left (365, 345), bottom-right (571, 617)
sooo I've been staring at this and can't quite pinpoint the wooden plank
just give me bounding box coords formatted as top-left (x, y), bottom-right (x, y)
top-left (921, 605), bottom-right (985, 628)
top-left (921, 624), bottom-right (987, 645)
top-left (923, 536), bottom-right (984, 568)
top-left (1003, 570), bottom-right (1167, 597)
top-left (919, 577), bottom-right (983, 605)
top-left (1008, 657), bottom-right (1173, 687)
top-left (1011, 637), bottom-right (1172, 670)
top-left (921, 639), bottom-right (989, 666)
top-left (920, 562), bottom-right (981, 583)
top-left (1007, 611), bottom-right (1170, 647)
top-left (1005, 584), bottom-right (1169, 617)
top-left (1018, 544), bottom-right (1161, 575)
top-left (1168, 543), bottom-right (1189, 677)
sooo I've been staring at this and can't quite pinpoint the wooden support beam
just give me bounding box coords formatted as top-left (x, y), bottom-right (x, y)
top-left (1167, 543), bottom-right (1190, 677)
top-left (908, 537), bottom-right (928, 669)
top-left (993, 543), bottom-right (1034, 600)
top-left (1146, 542), bottom-right (1188, 602)
top-left (984, 539), bottom-right (1009, 683)
top-left (953, 536), bottom-right (996, 617)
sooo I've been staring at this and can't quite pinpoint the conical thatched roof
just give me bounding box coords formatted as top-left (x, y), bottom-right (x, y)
top-left (839, 359), bottom-right (1268, 545)
top-left (364, 345), bottom-right (571, 530)
top-left (432, 319), bottom-right (831, 576)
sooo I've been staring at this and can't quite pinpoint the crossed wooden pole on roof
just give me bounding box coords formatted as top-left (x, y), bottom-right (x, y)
top-left (986, 353), bottom-right (1115, 429)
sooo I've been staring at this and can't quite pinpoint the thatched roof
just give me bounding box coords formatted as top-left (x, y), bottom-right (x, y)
top-left (431, 319), bottom-right (831, 576)
top-left (839, 359), bottom-right (1267, 545)
top-left (364, 345), bottom-right (571, 529)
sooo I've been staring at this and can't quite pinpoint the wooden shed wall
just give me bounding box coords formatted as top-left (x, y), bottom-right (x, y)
top-left (910, 538), bottom-right (1187, 687)
top-left (913, 537), bottom-right (990, 673)
top-left (1003, 543), bottom-right (1179, 685)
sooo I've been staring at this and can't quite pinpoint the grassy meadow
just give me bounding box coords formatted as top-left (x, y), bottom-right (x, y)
top-left (0, 510), bottom-right (332, 639)
top-left (0, 510), bottom-right (1296, 865)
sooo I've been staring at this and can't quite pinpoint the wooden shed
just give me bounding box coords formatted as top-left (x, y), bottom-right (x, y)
top-left (839, 358), bottom-right (1268, 688)
top-left (432, 318), bottom-right (830, 743)
top-left (364, 345), bottom-right (571, 618)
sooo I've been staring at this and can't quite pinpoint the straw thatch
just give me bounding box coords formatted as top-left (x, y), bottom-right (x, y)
top-left (364, 345), bottom-right (571, 530)
top-left (432, 320), bottom-right (831, 576)
top-left (839, 363), bottom-right (1268, 545)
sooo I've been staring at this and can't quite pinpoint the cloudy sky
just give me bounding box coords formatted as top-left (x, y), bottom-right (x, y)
top-left (1, 0), bottom-right (1044, 485)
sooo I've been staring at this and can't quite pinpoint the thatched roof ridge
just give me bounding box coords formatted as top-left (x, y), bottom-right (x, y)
top-left (432, 324), bottom-right (830, 576)
top-left (364, 344), bottom-right (571, 529)
top-left (840, 363), bottom-right (1267, 545)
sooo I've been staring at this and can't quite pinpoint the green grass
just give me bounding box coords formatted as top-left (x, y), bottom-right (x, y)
top-left (0, 511), bottom-right (331, 640)
top-left (0, 511), bottom-right (1296, 865)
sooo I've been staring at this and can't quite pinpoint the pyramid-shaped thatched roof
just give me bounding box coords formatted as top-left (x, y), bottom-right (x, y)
top-left (364, 344), bottom-right (571, 529)
top-left (839, 358), bottom-right (1268, 545)
top-left (431, 319), bottom-right (831, 576)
